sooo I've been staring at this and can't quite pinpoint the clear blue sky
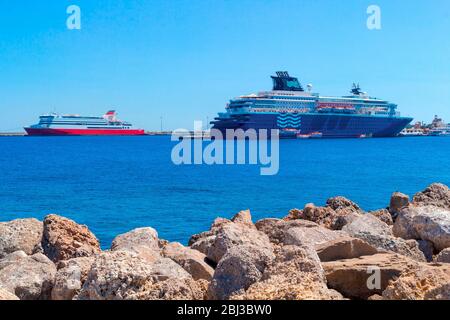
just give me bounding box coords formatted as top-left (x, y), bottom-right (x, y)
top-left (1, 0), bottom-right (450, 131)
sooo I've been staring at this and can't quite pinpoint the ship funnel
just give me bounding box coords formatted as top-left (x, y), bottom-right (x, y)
top-left (104, 110), bottom-right (117, 122)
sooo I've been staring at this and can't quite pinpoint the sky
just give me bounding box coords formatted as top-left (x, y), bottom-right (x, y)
top-left (1, 0), bottom-right (450, 131)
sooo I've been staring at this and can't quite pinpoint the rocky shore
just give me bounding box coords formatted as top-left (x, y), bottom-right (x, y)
top-left (1, 183), bottom-right (450, 300)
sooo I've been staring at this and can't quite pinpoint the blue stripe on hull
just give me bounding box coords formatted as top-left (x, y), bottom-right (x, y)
top-left (212, 114), bottom-right (412, 138)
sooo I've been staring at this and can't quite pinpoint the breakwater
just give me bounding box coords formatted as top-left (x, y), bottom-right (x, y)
top-left (1, 183), bottom-right (449, 300)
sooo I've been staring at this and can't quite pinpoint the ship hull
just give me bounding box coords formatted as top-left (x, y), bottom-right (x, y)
top-left (24, 128), bottom-right (146, 136)
top-left (212, 113), bottom-right (413, 138)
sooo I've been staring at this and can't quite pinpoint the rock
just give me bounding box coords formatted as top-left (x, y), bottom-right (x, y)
top-left (190, 213), bottom-right (273, 264)
top-left (435, 248), bottom-right (450, 263)
top-left (370, 209), bottom-right (393, 226)
top-left (0, 218), bottom-right (43, 258)
top-left (51, 257), bottom-right (95, 300)
top-left (162, 242), bottom-right (214, 281)
top-left (231, 210), bottom-right (254, 228)
top-left (323, 253), bottom-right (420, 299)
top-left (111, 227), bottom-right (161, 263)
top-left (0, 287), bottom-right (19, 300)
top-left (383, 264), bottom-right (450, 300)
top-left (368, 294), bottom-right (384, 300)
top-left (0, 252), bottom-right (56, 300)
top-left (76, 250), bottom-right (152, 300)
top-left (393, 206), bottom-right (450, 251)
top-left (111, 227), bottom-right (159, 251)
top-left (284, 209), bottom-right (302, 220)
top-left (0, 250), bottom-right (27, 269)
top-left (389, 192), bottom-right (410, 216)
top-left (417, 240), bottom-right (435, 262)
top-left (126, 278), bottom-right (208, 300)
top-left (413, 183), bottom-right (450, 209)
top-left (342, 214), bottom-right (393, 237)
top-left (188, 218), bottom-right (231, 246)
top-left (258, 219), bottom-right (347, 247)
top-left (231, 245), bottom-right (343, 300)
top-left (340, 214), bottom-right (425, 261)
top-left (299, 198), bottom-right (362, 230)
top-left (76, 250), bottom-right (201, 300)
top-left (315, 237), bottom-right (379, 262)
top-left (42, 215), bottom-right (101, 263)
top-left (255, 218), bottom-right (282, 234)
top-left (392, 206), bottom-right (420, 240)
top-left (326, 196), bottom-right (361, 212)
top-left (345, 232), bottom-right (426, 262)
top-left (208, 245), bottom-right (275, 300)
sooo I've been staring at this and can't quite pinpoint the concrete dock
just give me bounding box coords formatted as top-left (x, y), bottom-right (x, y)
top-left (0, 132), bottom-right (26, 136)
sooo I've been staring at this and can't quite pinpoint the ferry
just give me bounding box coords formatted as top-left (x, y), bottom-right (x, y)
top-left (211, 72), bottom-right (413, 138)
top-left (25, 111), bottom-right (145, 136)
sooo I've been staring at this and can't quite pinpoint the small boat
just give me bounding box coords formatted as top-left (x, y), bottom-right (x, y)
top-left (280, 128), bottom-right (300, 139)
top-left (310, 132), bottom-right (323, 139)
top-left (429, 129), bottom-right (450, 136)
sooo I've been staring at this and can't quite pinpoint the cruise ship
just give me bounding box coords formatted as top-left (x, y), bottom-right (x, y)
top-left (211, 72), bottom-right (413, 138)
top-left (25, 111), bottom-right (145, 136)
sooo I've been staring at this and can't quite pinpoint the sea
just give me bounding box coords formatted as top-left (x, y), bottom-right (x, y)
top-left (1, 136), bottom-right (449, 248)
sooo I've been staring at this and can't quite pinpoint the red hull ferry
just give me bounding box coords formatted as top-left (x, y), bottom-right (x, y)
top-left (25, 111), bottom-right (145, 136)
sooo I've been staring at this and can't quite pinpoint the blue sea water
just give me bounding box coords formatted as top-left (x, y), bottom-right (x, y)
top-left (0, 136), bottom-right (449, 248)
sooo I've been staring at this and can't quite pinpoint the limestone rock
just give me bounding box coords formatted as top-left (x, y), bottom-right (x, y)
top-left (111, 227), bottom-right (161, 263)
top-left (51, 256), bottom-right (95, 300)
top-left (232, 245), bottom-right (343, 300)
top-left (284, 209), bottom-right (302, 220)
top-left (435, 248), bottom-right (450, 263)
top-left (162, 242), bottom-right (214, 281)
top-left (208, 245), bottom-right (275, 300)
top-left (42, 215), bottom-right (101, 263)
top-left (0, 252), bottom-right (56, 300)
top-left (341, 214), bottom-right (425, 261)
top-left (315, 237), bottom-right (379, 262)
top-left (418, 240), bottom-right (435, 262)
top-left (0, 250), bottom-right (27, 269)
top-left (76, 250), bottom-right (201, 300)
top-left (370, 209), bottom-right (393, 226)
top-left (323, 253), bottom-right (420, 299)
top-left (231, 210), bottom-right (254, 228)
top-left (0, 218), bottom-right (43, 258)
top-left (257, 219), bottom-right (346, 247)
top-left (383, 264), bottom-right (450, 300)
top-left (393, 206), bottom-right (450, 251)
top-left (299, 198), bottom-right (362, 230)
top-left (127, 278), bottom-right (208, 300)
top-left (413, 183), bottom-right (450, 209)
top-left (188, 218), bottom-right (232, 248)
top-left (255, 218), bottom-right (282, 234)
top-left (0, 287), bottom-right (19, 300)
top-left (389, 192), bottom-right (410, 216)
top-left (190, 212), bottom-right (273, 264)
top-left (111, 227), bottom-right (159, 251)
top-left (76, 250), bottom-right (153, 300)
top-left (345, 232), bottom-right (426, 262)
top-left (342, 214), bottom-right (393, 237)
